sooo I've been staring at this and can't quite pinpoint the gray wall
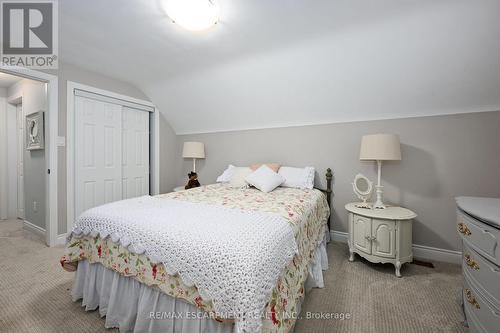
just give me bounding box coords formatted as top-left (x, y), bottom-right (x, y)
top-left (7, 79), bottom-right (48, 229)
top-left (175, 111), bottom-right (500, 252)
top-left (159, 114), bottom-right (178, 194)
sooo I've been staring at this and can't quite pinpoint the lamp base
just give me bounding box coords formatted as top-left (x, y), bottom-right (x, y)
top-left (373, 185), bottom-right (386, 209)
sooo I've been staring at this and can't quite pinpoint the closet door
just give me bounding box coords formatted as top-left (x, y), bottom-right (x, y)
top-left (75, 96), bottom-right (123, 218)
top-left (122, 107), bottom-right (150, 199)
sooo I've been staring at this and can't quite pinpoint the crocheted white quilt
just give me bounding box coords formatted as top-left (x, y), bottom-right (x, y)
top-left (69, 196), bottom-right (298, 333)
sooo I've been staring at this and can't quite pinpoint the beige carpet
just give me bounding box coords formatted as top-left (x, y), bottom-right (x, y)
top-left (0, 219), bottom-right (467, 333)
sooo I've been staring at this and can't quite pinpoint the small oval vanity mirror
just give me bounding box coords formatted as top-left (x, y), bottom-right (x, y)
top-left (352, 174), bottom-right (373, 208)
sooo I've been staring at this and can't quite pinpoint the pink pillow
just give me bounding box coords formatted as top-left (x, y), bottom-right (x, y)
top-left (249, 163), bottom-right (281, 173)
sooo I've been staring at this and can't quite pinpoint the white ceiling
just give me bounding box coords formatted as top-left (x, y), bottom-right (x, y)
top-left (60, 0), bottom-right (500, 134)
top-left (0, 72), bottom-right (22, 88)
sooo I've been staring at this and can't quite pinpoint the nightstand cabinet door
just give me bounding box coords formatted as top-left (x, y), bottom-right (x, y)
top-left (371, 219), bottom-right (396, 258)
top-left (353, 215), bottom-right (372, 254)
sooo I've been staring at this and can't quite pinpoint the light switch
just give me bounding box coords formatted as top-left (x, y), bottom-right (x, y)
top-left (57, 136), bottom-right (66, 147)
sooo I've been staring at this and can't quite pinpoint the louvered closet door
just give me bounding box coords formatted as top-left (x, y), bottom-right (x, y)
top-left (122, 107), bottom-right (150, 199)
top-left (75, 96), bottom-right (123, 218)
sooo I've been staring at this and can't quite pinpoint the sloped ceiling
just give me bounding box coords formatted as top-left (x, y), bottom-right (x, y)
top-left (0, 72), bottom-right (22, 88)
top-left (60, 0), bottom-right (500, 134)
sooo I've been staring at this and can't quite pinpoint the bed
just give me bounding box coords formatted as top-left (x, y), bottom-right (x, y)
top-left (61, 169), bottom-right (333, 333)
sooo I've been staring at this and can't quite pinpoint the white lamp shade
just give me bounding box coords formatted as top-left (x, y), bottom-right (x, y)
top-left (182, 142), bottom-right (205, 159)
top-left (359, 134), bottom-right (401, 161)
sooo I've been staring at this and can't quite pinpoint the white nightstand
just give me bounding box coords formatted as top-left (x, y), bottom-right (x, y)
top-left (174, 185), bottom-right (203, 192)
top-left (345, 203), bottom-right (417, 277)
top-left (173, 186), bottom-right (185, 192)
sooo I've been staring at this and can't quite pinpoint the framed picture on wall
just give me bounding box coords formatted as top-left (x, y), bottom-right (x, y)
top-left (26, 111), bottom-right (45, 150)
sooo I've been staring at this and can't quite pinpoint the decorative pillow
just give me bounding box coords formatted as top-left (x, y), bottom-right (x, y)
top-left (245, 165), bottom-right (285, 193)
top-left (249, 163), bottom-right (281, 173)
top-left (278, 166), bottom-right (315, 189)
top-left (216, 164), bottom-right (236, 182)
top-left (229, 167), bottom-right (253, 188)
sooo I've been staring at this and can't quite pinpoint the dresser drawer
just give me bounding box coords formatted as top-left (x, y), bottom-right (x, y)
top-left (463, 277), bottom-right (500, 333)
top-left (463, 241), bottom-right (500, 309)
top-left (457, 210), bottom-right (500, 266)
top-left (465, 306), bottom-right (486, 333)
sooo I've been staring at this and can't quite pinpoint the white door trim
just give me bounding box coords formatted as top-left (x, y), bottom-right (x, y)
top-left (0, 65), bottom-right (58, 246)
top-left (15, 103), bottom-right (25, 219)
top-left (66, 81), bottom-right (160, 234)
top-left (0, 95), bottom-right (7, 220)
top-left (74, 89), bottom-right (154, 112)
top-left (7, 92), bottom-right (24, 220)
top-left (5, 91), bottom-right (23, 220)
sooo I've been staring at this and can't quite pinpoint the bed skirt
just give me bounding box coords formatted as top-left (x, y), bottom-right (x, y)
top-left (71, 230), bottom-right (329, 333)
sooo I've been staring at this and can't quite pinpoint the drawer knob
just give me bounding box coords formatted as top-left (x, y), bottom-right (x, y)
top-left (465, 288), bottom-right (481, 309)
top-left (458, 223), bottom-right (471, 236)
top-left (464, 254), bottom-right (480, 270)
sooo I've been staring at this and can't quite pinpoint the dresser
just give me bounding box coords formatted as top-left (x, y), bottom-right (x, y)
top-left (456, 197), bottom-right (500, 333)
top-left (346, 203), bottom-right (417, 277)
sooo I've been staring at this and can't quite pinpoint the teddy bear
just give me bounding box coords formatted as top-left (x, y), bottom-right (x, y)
top-left (185, 171), bottom-right (201, 189)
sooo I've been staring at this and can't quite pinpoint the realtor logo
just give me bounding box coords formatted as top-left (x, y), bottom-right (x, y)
top-left (1, 0), bottom-right (58, 68)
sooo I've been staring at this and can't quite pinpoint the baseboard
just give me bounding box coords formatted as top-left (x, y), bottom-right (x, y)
top-left (331, 230), bottom-right (349, 243)
top-left (55, 233), bottom-right (67, 246)
top-left (23, 220), bottom-right (46, 242)
top-left (330, 230), bottom-right (462, 265)
top-left (412, 244), bottom-right (461, 265)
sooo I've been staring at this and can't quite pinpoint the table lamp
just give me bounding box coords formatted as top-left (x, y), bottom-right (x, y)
top-left (359, 134), bottom-right (401, 209)
top-left (182, 142), bottom-right (205, 172)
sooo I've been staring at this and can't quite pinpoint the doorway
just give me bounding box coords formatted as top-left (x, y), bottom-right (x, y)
top-left (2, 75), bottom-right (47, 242)
top-left (6, 100), bottom-right (25, 220)
top-left (0, 67), bottom-right (58, 246)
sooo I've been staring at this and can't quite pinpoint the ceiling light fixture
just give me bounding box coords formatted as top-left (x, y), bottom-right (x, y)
top-left (162, 0), bottom-right (219, 31)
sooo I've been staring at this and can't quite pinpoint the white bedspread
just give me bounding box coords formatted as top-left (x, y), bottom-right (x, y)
top-left (69, 196), bottom-right (298, 333)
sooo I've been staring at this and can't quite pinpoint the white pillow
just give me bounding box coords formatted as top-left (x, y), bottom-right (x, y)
top-left (278, 166), bottom-right (315, 189)
top-left (216, 164), bottom-right (236, 182)
top-left (245, 165), bottom-right (285, 193)
top-left (229, 167), bottom-right (253, 188)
